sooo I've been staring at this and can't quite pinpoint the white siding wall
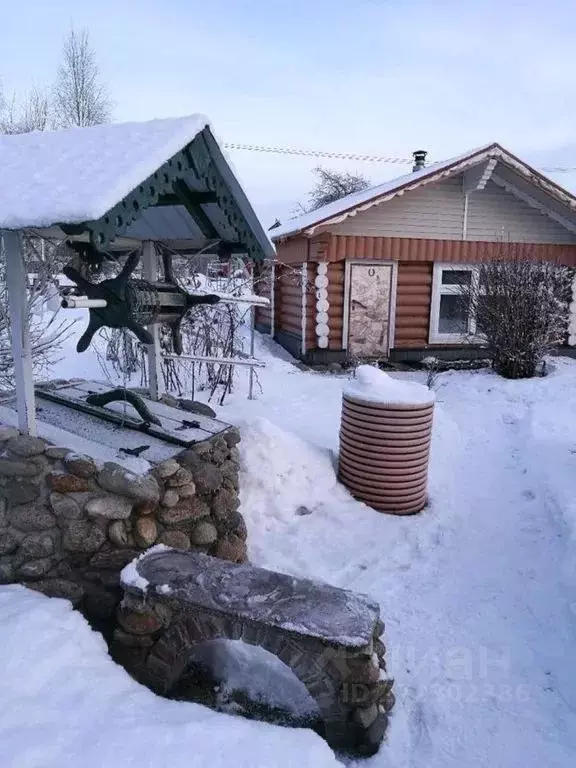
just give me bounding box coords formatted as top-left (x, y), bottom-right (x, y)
top-left (330, 177), bottom-right (465, 239)
top-left (466, 180), bottom-right (576, 243)
top-left (329, 174), bottom-right (576, 244)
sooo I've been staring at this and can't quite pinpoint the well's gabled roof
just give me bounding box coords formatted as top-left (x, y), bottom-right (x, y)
top-left (0, 115), bottom-right (275, 261)
top-left (272, 142), bottom-right (576, 240)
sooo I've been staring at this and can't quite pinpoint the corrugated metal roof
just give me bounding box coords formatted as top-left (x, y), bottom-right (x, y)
top-left (272, 142), bottom-right (576, 240)
top-left (125, 205), bottom-right (204, 243)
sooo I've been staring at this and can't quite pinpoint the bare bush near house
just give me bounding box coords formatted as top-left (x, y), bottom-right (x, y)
top-left (462, 257), bottom-right (572, 379)
top-left (53, 28), bottom-right (111, 128)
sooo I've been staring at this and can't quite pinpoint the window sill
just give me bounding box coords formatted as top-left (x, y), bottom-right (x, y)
top-left (429, 333), bottom-right (486, 345)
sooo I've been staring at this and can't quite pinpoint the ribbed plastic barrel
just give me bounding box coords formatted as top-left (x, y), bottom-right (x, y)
top-left (338, 367), bottom-right (434, 515)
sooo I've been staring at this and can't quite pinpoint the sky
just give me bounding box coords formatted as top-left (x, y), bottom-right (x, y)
top-left (2, 0), bottom-right (576, 227)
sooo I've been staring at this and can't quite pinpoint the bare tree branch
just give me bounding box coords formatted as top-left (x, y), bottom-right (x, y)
top-left (0, 234), bottom-right (75, 390)
top-left (307, 166), bottom-right (370, 210)
top-left (1, 82), bottom-right (51, 134)
top-left (53, 28), bottom-right (111, 128)
top-left (20, 87), bottom-right (51, 132)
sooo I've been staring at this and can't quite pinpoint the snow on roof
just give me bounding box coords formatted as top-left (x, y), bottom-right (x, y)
top-left (271, 141), bottom-right (576, 239)
top-left (0, 115), bottom-right (209, 230)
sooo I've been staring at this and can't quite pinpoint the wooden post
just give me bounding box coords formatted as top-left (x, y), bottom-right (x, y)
top-left (301, 263), bottom-right (308, 357)
top-left (142, 241), bottom-right (164, 401)
top-left (248, 261), bottom-right (256, 399)
top-left (3, 230), bottom-right (37, 435)
top-left (269, 261), bottom-right (276, 338)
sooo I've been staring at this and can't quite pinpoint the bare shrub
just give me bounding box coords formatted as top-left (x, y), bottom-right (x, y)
top-left (0, 234), bottom-right (74, 390)
top-left (461, 256), bottom-right (572, 379)
top-left (421, 356), bottom-right (441, 389)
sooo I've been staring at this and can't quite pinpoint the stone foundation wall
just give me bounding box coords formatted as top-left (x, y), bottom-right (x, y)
top-left (0, 425), bottom-right (245, 626)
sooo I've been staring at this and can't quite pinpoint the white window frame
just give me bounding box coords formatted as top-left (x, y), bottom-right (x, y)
top-left (429, 263), bottom-right (483, 344)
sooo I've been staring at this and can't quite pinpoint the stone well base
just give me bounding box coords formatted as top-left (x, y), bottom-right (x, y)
top-left (0, 424), bottom-right (245, 629)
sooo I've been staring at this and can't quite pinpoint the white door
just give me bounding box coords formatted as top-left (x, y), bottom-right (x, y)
top-left (347, 263), bottom-right (392, 357)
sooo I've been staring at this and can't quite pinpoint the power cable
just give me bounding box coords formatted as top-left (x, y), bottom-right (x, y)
top-left (223, 142), bottom-right (412, 165)
top-left (222, 142), bottom-right (576, 173)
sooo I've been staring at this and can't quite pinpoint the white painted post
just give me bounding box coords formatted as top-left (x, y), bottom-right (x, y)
top-left (315, 262), bottom-right (329, 349)
top-left (3, 230), bottom-right (37, 435)
top-left (248, 261), bottom-right (256, 399)
top-left (141, 241), bottom-right (164, 400)
top-left (568, 274), bottom-right (576, 347)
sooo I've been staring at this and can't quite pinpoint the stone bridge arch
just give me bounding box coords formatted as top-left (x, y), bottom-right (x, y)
top-left (113, 550), bottom-right (394, 757)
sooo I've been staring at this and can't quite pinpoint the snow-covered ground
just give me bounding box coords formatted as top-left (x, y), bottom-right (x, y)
top-left (2, 325), bottom-right (576, 767)
top-left (0, 585), bottom-right (338, 768)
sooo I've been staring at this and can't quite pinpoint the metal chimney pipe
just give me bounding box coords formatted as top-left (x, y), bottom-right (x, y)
top-left (412, 150), bottom-right (427, 172)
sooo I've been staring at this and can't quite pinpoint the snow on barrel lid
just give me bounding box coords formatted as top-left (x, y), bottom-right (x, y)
top-left (344, 365), bottom-right (435, 407)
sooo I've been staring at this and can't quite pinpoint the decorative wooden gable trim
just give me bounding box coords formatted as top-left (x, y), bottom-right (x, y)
top-left (68, 129), bottom-right (269, 261)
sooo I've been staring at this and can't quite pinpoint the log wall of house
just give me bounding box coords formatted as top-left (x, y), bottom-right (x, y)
top-left (394, 263), bottom-right (433, 348)
top-left (276, 263), bottom-right (303, 337)
top-left (327, 261), bottom-right (345, 349)
top-left (254, 262), bottom-right (274, 331)
top-left (323, 236), bottom-right (576, 266)
top-left (275, 234), bottom-right (576, 359)
top-left (274, 263), bottom-right (315, 353)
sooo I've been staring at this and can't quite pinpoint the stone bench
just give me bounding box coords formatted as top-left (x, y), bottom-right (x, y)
top-left (114, 549), bottom-right (394, 756)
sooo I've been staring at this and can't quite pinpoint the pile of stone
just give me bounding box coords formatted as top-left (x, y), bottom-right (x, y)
top-left (0, 425), bottom-right (245, 624)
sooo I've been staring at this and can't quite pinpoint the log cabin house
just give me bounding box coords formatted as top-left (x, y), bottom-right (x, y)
top-left (258, 143), bottom-right (576, 363)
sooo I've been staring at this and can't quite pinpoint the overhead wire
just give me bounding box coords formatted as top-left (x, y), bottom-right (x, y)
top-left (222, 142), bottom-right (576, 173)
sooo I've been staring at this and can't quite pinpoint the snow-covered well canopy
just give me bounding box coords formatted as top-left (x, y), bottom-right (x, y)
top-left (0, 115), bottom-right (274, 260)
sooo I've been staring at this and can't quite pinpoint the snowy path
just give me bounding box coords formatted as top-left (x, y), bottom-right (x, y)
top-left (353, 382), bottom-right (576, 768)
top-left (221, 347), bottom-right (576, 768)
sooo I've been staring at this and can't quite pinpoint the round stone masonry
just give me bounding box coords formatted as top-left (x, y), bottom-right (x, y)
top-left (0, 423), bottom-right (245, 626)
top-left (113, 548), bottom-right (394, 757)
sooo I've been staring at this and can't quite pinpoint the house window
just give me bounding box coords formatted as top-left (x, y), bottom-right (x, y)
top-left (429, 264), bottom-right (483, 343)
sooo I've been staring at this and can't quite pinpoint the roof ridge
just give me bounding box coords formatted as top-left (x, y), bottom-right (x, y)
top-left (272, 141), bottom-right (576, 240)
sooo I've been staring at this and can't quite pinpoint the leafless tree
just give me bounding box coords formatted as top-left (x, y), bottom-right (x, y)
top-left (308, 167), bottom-right (370, 210)
top-left (53, 28), bottom-right (111, 128)
top-left (0, 83), bottom-right (51, 134)
top-left (0, 83), bottom-right (20, 133)
top-left (0, 234), bottom-right (74, 391)
top-left (460, 253), bottom-right (572, 379)
top-left (19, 87), bottom-right (51, 132)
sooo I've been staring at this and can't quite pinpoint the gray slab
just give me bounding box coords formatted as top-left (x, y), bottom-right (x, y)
top-left (42, 381), bottom-right (230, 445)
top-left (134, 550), bottom-right (379, 648)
